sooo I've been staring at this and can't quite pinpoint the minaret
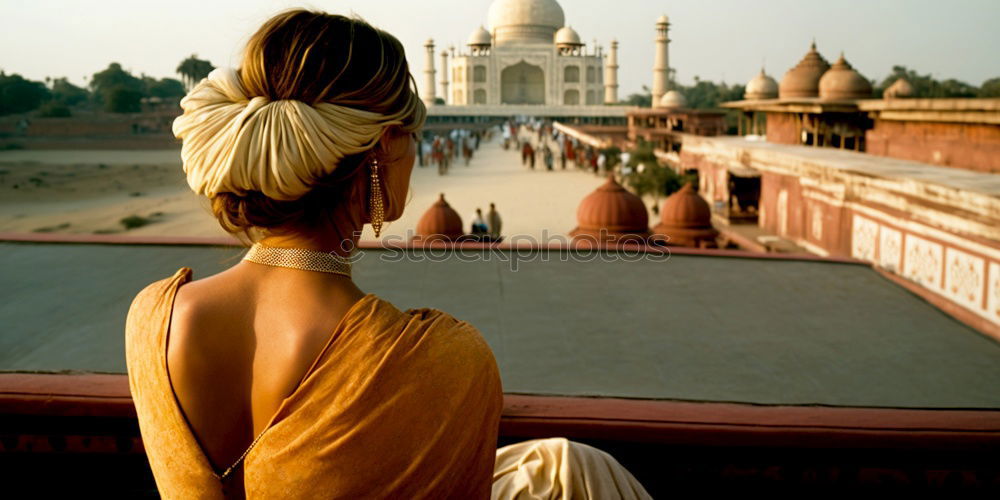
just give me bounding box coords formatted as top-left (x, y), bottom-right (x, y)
top-left (422, 39), bottom-right (437, 106)
top-left (651, 14), bottom-right (670, 107)
top-left (604, 39), bottom-right (619, 104)
top-left (439, 50), bottom-right (449, 105)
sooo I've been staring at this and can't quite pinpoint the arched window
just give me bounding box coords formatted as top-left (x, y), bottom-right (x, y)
top-left (563, 89), bottom-right (580, 105)
top-left (456, 89), bottom-right (464, 104)
top-left (586, 66), bottom-right (596, 83)
top-left (473, 65), bottom-right (486, 83)
top-left (585, 90), bottom-right (596, 105)
top-left (474, 89), bottom-right (486, 104)
top-left (564, 65), bottom-right (579, 83)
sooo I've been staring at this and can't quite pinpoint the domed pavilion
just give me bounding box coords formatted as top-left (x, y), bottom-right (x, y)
top-left (413, 194), bottom-right (465, 242)
top-left (651, 183), bottom-right (719, 248)
top-left (819, 53), bottom-right (873, 100)
top-left (744, 68), bottom-right (779, 100)
top-left (779, 41), bottom-right (831, 98)
top-left (570, 176), bottom-right (651, 245)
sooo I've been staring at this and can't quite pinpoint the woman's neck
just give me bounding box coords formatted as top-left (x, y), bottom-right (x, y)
top-left (256, 220), bottom-right (363, 258)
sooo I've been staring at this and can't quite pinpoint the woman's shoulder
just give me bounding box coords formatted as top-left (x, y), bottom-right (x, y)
top-left (125, 267), bottom-right (193, 339)
top-left (373, 300), bottom-right (499, 373)
top-left (401, 305), bottom-right (491, 349)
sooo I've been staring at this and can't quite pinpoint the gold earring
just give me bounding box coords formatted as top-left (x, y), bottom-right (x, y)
top-left (370, 157), bottom-right (384, 238)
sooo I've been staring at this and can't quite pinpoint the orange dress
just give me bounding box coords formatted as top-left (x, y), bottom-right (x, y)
top-left (126, 268), bottom-right (504, 499)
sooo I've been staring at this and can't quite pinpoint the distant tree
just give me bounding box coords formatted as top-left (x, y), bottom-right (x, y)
top-left (980, 78), bottom-right (1000, 98)
top-left (600, 145), bottom-right (621, 172)
top-left (106, 88), bottom-right (142, 113)
top-left (38, 101), bottom-right (72, 117)
top-left (0, 73), bottom-right (50, 115)
top-left (90, 63), bottom-right (144, 106)
top-left (876, 65), bottom-right (977, 98)
top-left (622, 85), bottom-right (652, 107)
top-left (433, 97), bottom-right (445, 105)
top-left (142, 76), bottom-right (185, 98)
top-left (676, 76), bottom-right (744, 109)
top-left (50, 77), bottom-right (89, 106)
top-left (622, 139), bottom-right (693, 207)
top-left (176, 55), bottom-right (215, 90)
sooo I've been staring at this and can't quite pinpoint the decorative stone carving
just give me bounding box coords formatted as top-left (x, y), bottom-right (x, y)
top-left (943, 248), bottom-right (985, 313)
top-left (902, 234), bottom-right (943, 290)
top-left (851, 214), bottom-right (878, 263)
top-left (877, 226), bottom-right (902, 272)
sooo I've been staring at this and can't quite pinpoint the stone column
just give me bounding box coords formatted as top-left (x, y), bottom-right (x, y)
top-left (439, 50), bottom-right (450, 105)
top-left (652, 15), bottom-right (670, 107)
top-left (604, 39), bottom-right (619, 104)
top-left (423, 39), bottom-right (437, 106)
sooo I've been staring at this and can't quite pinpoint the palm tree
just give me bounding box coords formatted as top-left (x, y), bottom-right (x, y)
top-left (176, 55), bottom-right (215, 91)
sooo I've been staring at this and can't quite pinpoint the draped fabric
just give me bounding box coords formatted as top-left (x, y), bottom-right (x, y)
top-left (126, 268), bottom-right (651, 499)
top-left (126, 268), bottom-right (502, 499)
top-left (171, 68), bottom-right (426, 200)
top-left (492, 438), bottom-right (653, 500)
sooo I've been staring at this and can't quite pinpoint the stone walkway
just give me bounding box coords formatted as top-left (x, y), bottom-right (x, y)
top-left (374, 133), bottom-right (607, 243)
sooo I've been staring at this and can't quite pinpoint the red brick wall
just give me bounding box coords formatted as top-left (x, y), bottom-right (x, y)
top-left (866, 120), bottom-right (1000, 173)
top-left (766, 113), bottom-right (798, 145)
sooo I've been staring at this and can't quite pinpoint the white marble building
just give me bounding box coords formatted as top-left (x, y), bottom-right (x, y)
top-left (423, 0), bottom-right (618, 107)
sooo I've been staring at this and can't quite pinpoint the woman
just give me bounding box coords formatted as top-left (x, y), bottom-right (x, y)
top-left (126, 9), bottom-right (651, 500)
top-left (126, 10), bottom-right (501, 499)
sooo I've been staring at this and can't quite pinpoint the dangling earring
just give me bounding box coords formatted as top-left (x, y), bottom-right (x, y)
top-left (369, 157), bottom-right (384, 238)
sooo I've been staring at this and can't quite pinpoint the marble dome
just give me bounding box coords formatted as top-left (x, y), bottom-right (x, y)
top-left (467, 26), bottom-right (492, 47)
top-left (744, 68), bottom-right (779, 100)
top-left (487, 0), bottom-right (565, 45)
top-left (554, 25), bottom-right (582, 46)
top-left (819, 54), bottom-right (872, 100)
top-left (658, 90), bottom-right (687, 109)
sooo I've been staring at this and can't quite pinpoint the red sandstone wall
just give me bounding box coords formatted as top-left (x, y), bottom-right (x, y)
top-left (759, 172), bottom-right (809, 243)
top-left (766, 113), bottom-right (798, 145)
top-left (682, 146), bottom-right (1000, 337)
top-left (866, 120), bottom-right (1000, 173)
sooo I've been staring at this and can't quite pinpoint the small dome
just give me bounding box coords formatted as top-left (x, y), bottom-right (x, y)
top-left (467, 26), bottom-right (491, 47)
top-left (424, 38), bottom-right (435, 47)
top-left (554, 25), bottom-right (582, 46)
top-left (744, 68), bottom-right (778, 100)
top-left (651, 183), bottom-right (719, 248)
top-left (414, 193), bottom-right (464, 242)
top-left (656, 14), bottom-right (670, 24)
top-left (884, 77), bottom-right (915, 99)
top-left (819, 53), bottom-right (872, 100)
top-left (488, 0), bottom-right (565, 45)
top-left (779, 41), bottom-right (831, 98)
top-left (658, 90), bottom-right (687, 109)
top-left (570, 176), bottom-right (651, 244)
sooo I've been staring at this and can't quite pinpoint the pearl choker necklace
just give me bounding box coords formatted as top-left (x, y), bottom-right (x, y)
top-left (242, 243), bottom-right (352, 278)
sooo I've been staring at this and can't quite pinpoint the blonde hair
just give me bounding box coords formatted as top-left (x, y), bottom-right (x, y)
top-left (203, 9), bottom-right (424, 237)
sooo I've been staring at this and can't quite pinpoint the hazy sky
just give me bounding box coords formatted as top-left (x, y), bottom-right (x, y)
top-left (3, 0), bottom-right (998, 97)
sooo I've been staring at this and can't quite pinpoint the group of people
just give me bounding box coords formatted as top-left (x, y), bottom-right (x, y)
top-left (469, 202), bottom-right (503, 242)
top-left (502, 118), bottom-right (626, 177)
top-left (417, 128), bottom-right (486, 175)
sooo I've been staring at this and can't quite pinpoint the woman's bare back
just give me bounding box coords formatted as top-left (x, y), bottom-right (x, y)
top-left (166, 263), bottom-right (365, 476)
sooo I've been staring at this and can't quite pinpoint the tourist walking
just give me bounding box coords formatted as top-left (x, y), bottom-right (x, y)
top-left (543, 146), bottom-right (554, 171)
